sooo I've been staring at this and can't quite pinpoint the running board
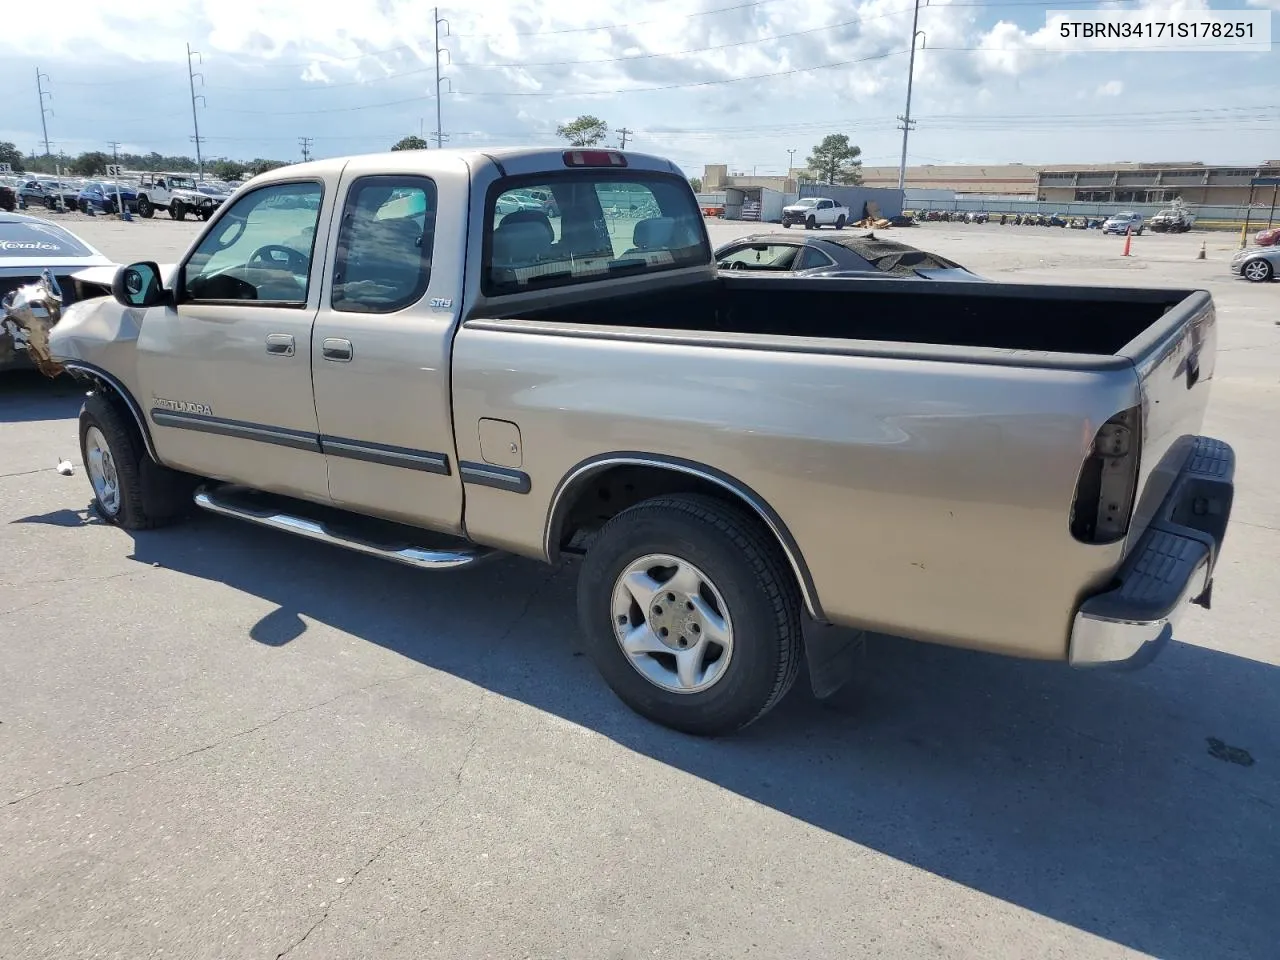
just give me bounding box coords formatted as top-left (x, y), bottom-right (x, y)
top-left (193, 486), bottom-right (493, 570)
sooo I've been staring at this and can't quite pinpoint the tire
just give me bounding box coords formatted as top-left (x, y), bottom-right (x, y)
top-left (835, 215), bottom-right (846, 230)
top-left (1243, 259), bottom-right (1274, 283)
top-left (171, 200), bottom-right (186, 221)
top-left (137, 195), bottom-right (154, 218)
top-left (45, 196), bottom-right (56, 210)
top-left (806, 216), bottom-right (816, 230)
top-left (78, 393), bottom-right (197, 530)
top-left (782, 222), bottom-right (792, 229)
top-left (577, 493), bottom-right (804, 736)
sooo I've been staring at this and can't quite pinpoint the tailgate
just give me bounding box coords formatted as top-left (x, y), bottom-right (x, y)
top-left (1119, 290), bottom-right (1218, 554)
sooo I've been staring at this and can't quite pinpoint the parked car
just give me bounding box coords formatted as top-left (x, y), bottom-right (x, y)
top-left (12, 146), bottom-right (1235, 737)
top-left (17, 178), bottom-right (81, 211)
top-left (135, 172), bottom-right (227, 220)
top-left (0, 212), bottom-right (114, 371)
top-left (1149, 201), bottom-right (1196, 233)
top-left (781, 197), bottom-right (851, 230)
top-left (714, 233), bottom-right (984, 281)
top-left (1254, 227), bottom-right (1280, 247)
top-left (1231, 245), bottom-right (1278, 282)
top-left (78, 180), bottom-right (139, 214)
top-left (1102, 211), bottom-right (1144, 236)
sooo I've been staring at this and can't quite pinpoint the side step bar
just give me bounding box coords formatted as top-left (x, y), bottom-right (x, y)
top-left (193, 487), bottom-right (493, 570)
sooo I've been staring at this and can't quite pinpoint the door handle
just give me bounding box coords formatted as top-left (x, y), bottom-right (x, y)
top-left (265, 333), bottom-right (295, 357)
top-left (322, 338), bottom-right (353, 362)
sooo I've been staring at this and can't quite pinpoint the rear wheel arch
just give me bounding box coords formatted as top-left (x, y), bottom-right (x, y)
top-left (544, 453), bottom-right (825, 622)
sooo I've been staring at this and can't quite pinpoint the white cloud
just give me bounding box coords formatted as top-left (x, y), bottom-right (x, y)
top-left (1245, 0), bottom-right (1280, 8)
top-left (1096, 80), bottom-right (1124, 96)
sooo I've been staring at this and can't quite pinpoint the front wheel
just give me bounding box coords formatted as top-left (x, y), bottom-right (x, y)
top-left (577, 494), bottom-right (803, 736)
top-left (170, 200), bottom-right (186, 221)
top-left (79, 394), bottom-right (197, 530)
top-left (1243, 259), bottom-right (1274, 282)
top-left (806, 216), bottom-right (816, 230)
top-left (782, 222), bottom-right (792, 229)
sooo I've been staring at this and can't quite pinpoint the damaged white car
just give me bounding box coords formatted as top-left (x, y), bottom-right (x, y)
top-left (1, 212), bottom-right (117, 373)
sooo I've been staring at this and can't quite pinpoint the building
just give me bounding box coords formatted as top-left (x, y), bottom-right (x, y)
top-left (1035, 162), bottom-right (1280, 205)
top-left (860, 164), bottom-right (1041, 197)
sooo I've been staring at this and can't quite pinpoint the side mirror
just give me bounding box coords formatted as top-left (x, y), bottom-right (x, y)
top-left (112, 261), bottom-right (166, 308)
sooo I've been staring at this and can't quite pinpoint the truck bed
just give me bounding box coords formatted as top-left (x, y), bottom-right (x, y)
top-left (485, 274), bottom-right (1198, 361)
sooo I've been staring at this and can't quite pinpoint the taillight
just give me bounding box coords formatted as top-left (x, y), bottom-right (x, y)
top-left (562, 150), bottom-right (628, 168)
top-left (1070, 407), bottom-right (1141, 544)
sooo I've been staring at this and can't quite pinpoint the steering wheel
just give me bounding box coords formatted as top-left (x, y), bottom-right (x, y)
top-left (248, 244), bottom-right (310, 275)
top-left (724, 260), bottom-right (748, 270)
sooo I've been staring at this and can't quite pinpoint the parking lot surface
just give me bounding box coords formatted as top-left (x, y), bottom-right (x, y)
top-left (2, 215), bottom-right (1277, 960)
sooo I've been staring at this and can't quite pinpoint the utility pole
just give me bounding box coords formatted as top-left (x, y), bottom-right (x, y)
top-left (187, 43), bottom-right (207, 180)
top-left (786, 148), bottom-right (797, 177)
top-left (897, 0), bottom-right (926, 191)
top-left (299, 137), bottom-right (313, 162)
top-left (36, 69), bottom-right (53, 157)
top-left (108, 141), bottom-right (121, 162)
top-left (433, 8), bottom-right (452, 148)
top-left (618, 127), bottom-right (633, 149)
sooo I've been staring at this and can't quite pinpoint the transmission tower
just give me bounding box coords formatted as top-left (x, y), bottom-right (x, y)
top-left (187, 43), bottom-right (207, 180)
top-left (433, 7), bottom-right (452, 148)
top-left (35, 69), bottom-right (53, 157)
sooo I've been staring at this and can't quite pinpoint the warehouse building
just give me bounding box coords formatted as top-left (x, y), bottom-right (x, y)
top-left (1035, 162), bottom-right (1280, 205)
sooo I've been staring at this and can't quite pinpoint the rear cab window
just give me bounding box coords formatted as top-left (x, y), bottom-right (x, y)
top-left (482, 168), bottom-right (709, 296)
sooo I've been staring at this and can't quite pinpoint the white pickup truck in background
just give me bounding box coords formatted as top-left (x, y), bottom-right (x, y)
top-left (781, 197), bottom-right (850, 230)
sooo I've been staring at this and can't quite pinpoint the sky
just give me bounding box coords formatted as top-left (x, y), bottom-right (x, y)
top-left (0, 0), bottom-right (1275, 179)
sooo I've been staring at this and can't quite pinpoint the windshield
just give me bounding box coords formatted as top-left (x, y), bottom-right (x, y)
top-left (0, 218), bottom-right (96, 257)
top-left (793, 198), bottom-right (820, 207)
top-left (482, 171), bottom-right (708, 296)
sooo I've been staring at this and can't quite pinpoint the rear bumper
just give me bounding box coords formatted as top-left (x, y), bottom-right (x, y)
top-left (1069, 436), bottom-right (1234, 669)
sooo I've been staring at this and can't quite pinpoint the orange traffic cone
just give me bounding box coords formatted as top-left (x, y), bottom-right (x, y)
top-left (1122, 225), bottom-right (1132, 257)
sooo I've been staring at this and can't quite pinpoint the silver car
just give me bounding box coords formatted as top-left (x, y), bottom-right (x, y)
top-left (1230, 246), bottom-right (1278, 283)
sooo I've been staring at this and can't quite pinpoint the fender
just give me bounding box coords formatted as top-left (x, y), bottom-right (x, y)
top-left (544, 451), bottom-right (826, 623)
top-left (62, 360), bottom-right (161, 463)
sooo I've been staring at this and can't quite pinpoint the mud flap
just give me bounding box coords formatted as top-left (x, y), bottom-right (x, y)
top-left (803, 621), bottom-right (866, 700)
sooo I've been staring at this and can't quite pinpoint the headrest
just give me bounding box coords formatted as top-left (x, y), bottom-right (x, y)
top-left (492, 219), bottom-right (553, 265)
top-left (632, 217), bottom-right (678, 250)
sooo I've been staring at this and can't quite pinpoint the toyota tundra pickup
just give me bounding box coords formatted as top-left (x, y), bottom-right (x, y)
top-left (14, 146), bottom-right (1235, 736)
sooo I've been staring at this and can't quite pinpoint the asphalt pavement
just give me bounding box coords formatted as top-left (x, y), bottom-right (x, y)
top-left (1, 214), bottom-right (1277, 960)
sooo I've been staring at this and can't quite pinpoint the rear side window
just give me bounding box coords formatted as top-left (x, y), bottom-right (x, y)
top-left (482, 172), bottom-right (708, 295)
top-left (332, 176), bottom-right (436, 314)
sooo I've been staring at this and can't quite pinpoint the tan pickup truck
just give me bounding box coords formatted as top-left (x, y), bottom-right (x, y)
top-left (15, 147), bottom-right (1235, 735)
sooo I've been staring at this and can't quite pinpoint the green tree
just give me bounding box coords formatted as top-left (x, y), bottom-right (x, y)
top-left (70, 151), bottom-right (112, 177)
top-left (211, 159), bottom-right (247, 180)
top-left (556, 115), bottom-right (609, 147)
top-left (805, 134), bottom-right (863, 185)
top-left (688, 176), bottom-right (703, 192)
top-left (246, 158), bottom-right (288, 176)
top-left (392, 135), bottom-right (429, 151)
top-left (0, 141), bottom-right (24, 174)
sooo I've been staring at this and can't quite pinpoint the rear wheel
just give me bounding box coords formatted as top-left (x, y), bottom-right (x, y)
top-left (78, 393), bottom-right (197, 530)
top-left (1243, 259), bottom-right (1274, 283)
top-left (835, 215), bottom-right (846, 230)
top-left (137, 195), bottom-right (154, 218)
top-left (577, 494), bottom-right (803, 736)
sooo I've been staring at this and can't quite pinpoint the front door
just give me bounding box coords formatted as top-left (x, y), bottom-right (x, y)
top-left (136, 177), bottom-right (336, 501)
top-left (309, 166), bottom-right (465, 533)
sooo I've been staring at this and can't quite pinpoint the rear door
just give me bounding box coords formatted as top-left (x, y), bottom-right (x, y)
top-left (309, 161), bottom-right (467, 534)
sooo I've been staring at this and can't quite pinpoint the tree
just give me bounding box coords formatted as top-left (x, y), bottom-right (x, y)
top-left (556, 115), bottom-right (609, 147)
top-left (688, 176), bottom-right (702, 192)
top-left (70, 151), bottom-right (112, 177)
top-left (210, 159), bottom-right (247, 181)
top-left (0, 141), bottom-right (23, 174)
top-left (392, 135), bottom-right (429, 151)
top-left (805, 134), bottom-right (863, 186)
top-left (246, 158), bottom-right (288, 176)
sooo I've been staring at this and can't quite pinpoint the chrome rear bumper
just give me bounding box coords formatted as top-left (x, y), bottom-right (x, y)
top-left (1069, 436), bottom-right (1234, 669)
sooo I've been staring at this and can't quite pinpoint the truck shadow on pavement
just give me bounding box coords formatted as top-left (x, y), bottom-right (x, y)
top-left (26, 507), bottom-right (1276, 960)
